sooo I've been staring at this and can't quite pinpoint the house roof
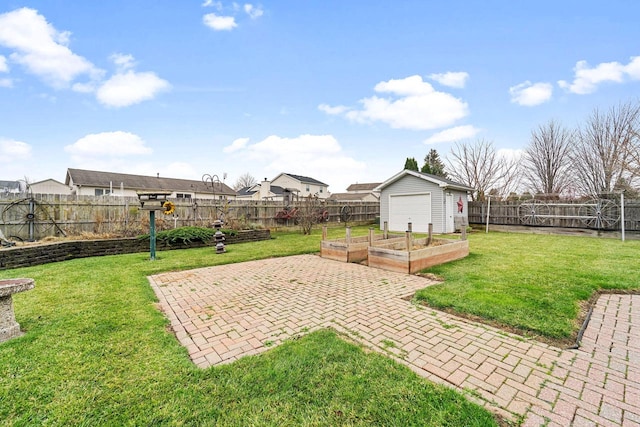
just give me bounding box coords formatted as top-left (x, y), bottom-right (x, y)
top-left (328, 192), bottom-right (379, 201)
top-left (237, 184), bottom-right (289, 196)
top-left (65, 168), bottom-right (236, 195)
top-left (30, 178), bottom-right (66, 186)
top-left (275, 173), bottom-right (328, 186)
top-left (375, 169), bottom-right (474, 192)
top-left (346, 182), bottom-right (382, 192)
top-left (237, 186), bottom-right (255, 196)
top-left (0, 180), bottom-right (20, 190)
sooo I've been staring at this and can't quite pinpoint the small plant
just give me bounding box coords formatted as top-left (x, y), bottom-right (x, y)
top-left (381, 339), bottom-right (397, 349)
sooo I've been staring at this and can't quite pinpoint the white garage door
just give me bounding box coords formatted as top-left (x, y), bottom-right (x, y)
top-left (389, 193), bottom-right (431, 232)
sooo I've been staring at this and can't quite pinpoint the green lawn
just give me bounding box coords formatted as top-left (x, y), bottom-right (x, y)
top-left (415, 231), bottom-right (640, 342)
top-left (0, 227), bottom-right (498, 426)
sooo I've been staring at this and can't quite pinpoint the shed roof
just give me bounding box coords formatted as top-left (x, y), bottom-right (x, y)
top-left (65, 168), bottom-right (236, 195)
top-left (375, 169), bottom-right (474, 192)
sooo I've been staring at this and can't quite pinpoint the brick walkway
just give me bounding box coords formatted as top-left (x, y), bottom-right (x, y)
top-left (148, 255), bottom-right (640, 426)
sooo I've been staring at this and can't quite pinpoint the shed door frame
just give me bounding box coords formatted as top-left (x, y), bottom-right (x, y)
top-left (445, 192), bottom-right (455, 233)
top-left (388, 192), bottom-right (432, 233)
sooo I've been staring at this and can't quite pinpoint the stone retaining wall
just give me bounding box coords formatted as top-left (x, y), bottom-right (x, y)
top-left (0, 229), bottom-right (271, 270)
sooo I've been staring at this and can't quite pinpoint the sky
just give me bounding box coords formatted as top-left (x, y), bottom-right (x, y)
top-left (0, 1), bottom-right (639, 193)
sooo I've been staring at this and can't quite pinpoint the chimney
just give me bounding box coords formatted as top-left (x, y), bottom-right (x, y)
top-left (260, 177), bottom-right (271, 199)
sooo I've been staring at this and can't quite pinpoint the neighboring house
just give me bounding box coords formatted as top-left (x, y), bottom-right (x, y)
top-left (375, 170), bottom-right (473, 234)
top-left (0, 180), bottom-right (22, 195)
top-left (237, 173), bottom-right (330, 201)
top-left (29, 179), bottom-right (71, 195)
top-left (236, 179), bottom-right (298, 203)
top-left (329, 182), bottom-right (381, 203)
top-left (65, 168), bottom-right (236, 200)
top-left (271, 173), bottom-right (329, 199)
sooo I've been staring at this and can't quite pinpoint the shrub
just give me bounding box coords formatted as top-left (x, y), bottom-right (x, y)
top-left (139, 226), bottom-right (217, 244)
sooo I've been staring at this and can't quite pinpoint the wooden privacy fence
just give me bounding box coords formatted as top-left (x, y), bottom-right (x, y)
top-left (468, 198), bottom-right (640, 231)
top-left (0, 194), bottom-right (379, 241)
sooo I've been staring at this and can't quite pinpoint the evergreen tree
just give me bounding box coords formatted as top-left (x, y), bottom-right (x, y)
top-left (421, 149), bottom-right (448, 178)
top-left (404, 157), bottom-right (419, 171)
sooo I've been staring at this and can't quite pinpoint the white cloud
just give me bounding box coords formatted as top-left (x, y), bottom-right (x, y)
top-left (0, 55), bottom-right (8, 72)
top-left (223, 137), bottom-right (250, 153)
top-left (558, 56), bottom-right (640, 95)
top-left (71, 81), bottom-right (96, 93)
top-left (202, 0), bottom-right (223, 8)
top-left (96, 70), bottom-right (170, 107)
top-left (64, 131), bottom-right (152, 157)
top-left (428, 71), bottom-right (469, 88)
top-left (244, 4), bottom-right (264, 19)
top-left (225, 134), bottom-right (366, 192)
top-left (626, 56), bottom-right (640, 79)
top-left (203, 13), bottom-right (237, 31)
top-left (331, 75), bottom-right (468, 130)
top-left (110, 53), bottom-right (136, 72)
top-left (318, 103), bottom-right (349, 115)
top-left (0, 9), bottom-right (166, 106)
top-left (424, 125), bottom-right (481, 144)
top-left (0, 8), bottom-right (99, 88)
top-left (373, 75), bottom-right (433, 96)
top-left (509, 81), bottom-right (553, 106)
top-left (0, 138), bottom-right (31, 162)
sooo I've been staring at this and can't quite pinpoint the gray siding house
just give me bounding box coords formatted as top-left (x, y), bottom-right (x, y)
top-left (376, 170), bottom-right (473, 234)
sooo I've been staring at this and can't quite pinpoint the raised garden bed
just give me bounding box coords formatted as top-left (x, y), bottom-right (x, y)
top-left (368, 237), bottom-right (469, 274)
top-left (320, 227), bottom-right (405, 263)
top-left (321, 224), bottom-right (469, 274)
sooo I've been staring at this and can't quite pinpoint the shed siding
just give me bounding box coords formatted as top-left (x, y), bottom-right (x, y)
top-left (380, 175), bottom-right (445, 233)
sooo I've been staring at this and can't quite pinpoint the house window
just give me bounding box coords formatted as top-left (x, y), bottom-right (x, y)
top-left (95, 188), bottom-right (110, 196)
top-left (319, 188), bottom-right (323, 193)
top-left (306, 184), bottom-right (310, 192)
top-left (176, 193), bottom-right (192, 199)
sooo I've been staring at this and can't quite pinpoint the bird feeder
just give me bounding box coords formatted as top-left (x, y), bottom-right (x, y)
top-left (213, 219), bottom-right (226, 254)
top-left (137, 192), bottom-right (173, 260)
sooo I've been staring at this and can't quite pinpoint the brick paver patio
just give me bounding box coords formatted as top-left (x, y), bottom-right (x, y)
top-left (149, 255), bottom-right (640, 426)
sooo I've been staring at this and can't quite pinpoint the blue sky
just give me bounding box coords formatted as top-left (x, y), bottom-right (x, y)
top-left (1, 1), bottom-right (639, 192)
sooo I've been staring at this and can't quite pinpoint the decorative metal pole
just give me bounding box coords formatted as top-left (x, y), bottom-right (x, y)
top-left (150, 210), bottom-right (156, 260)
top-left (137, 192), bottom-right (172, 261)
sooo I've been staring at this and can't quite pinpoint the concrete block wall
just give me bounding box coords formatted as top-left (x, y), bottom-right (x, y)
top-left (0, 229), bottom-right (271, 270)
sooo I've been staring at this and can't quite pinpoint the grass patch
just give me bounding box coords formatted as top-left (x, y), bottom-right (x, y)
top-left (414, 231), bottom-right (640, 342)
top-left (0, 226), bottom-right (498, 426)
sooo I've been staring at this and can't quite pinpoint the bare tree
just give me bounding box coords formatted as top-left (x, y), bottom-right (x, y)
top-left (232, 173), bottom-right (257, 191)
top-left (446, 139), bottom-right (521, 201)
top-left (523, 119), bottom-right (574, 197)
top-left (572, 101), bottom-right (640, 197)
top-left (296, 194), bottom-right (326, 235)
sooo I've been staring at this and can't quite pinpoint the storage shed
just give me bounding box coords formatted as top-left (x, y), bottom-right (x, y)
top-left (375, 170), bottom-right (473, 234)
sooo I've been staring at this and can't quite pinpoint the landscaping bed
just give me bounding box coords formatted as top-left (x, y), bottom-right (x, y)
top-left (368, 237), bottom-right (469, 274)
top-left (0, 229), bottom-right (270, 270)
top-left (320, 233), bottom-right (405, 263)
